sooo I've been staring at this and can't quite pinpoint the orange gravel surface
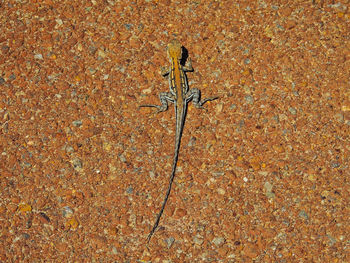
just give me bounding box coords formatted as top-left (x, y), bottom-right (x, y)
top-left (1, 0), bottom-right (349, 262)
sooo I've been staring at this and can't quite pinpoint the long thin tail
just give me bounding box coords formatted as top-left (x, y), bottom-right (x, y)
top-left (147, 106), bottom-right (185, 243)
top-left (146, 153), bottom-right (179, 243)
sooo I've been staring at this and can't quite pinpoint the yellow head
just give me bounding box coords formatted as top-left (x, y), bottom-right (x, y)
top-left (167, 39), bottom-right (182, 60)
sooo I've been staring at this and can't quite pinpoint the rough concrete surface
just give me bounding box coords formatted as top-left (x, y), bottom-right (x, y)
top-left (1, 0), bottom-right (349, 262)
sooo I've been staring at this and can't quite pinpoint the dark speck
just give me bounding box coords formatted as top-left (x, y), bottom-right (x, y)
top-left (39, 212), bottom-right (51, 223)
top-left (22, 233), bottom-right (30, 240)
top-left (124, 24), bottom-right (133, 30)
top-left (126, 186), bottom-right (133, 194)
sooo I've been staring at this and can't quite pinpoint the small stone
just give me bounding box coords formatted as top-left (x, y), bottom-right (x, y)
top-left (193, 235), bottom-right (204, 245)
top-left (331, 162), bottom-right (340, 168)
top-left (264, 182), bottom-right (275, 199)
top-left (62, 206), bottom-right (74, 218)
top-left (72, 120), bottom-right (82, 127)
top-left (288, 107), bottom-right (297, 115)
top-left (55, 18), bottom-right (63, 26)
top-left (89, 68), bottom-right (96, 74)
top-left (164, 237), bottom-right (175, 248)
top-left (266, 191), bottom-right (275, 199)
top-left (34, 53), bottom-right (43, 60)
top-left (97, 49), bottom-right (106, 58)
top-left (245, 95), bottom-right (254, 104)
top-left (124, 23), bottom-right (133, 30)
top-left (126, 186), bottom-right (133, 194)
top-left (217, 188), bottom-right (226, 195)
top-left (298, 210), bottom-right (309, 220)
top-left (111, 246), bottom-right (118, 255)
top-left (71, 158), bottom-right (83, 170)
top-left (212, 236), bottom-right (225, 247)
top-left (264, 182), bottom-right (273, 192)
top-left (66, 217), bottom-right (79, 230)
top-left (18, 203), bottom-right (32, 213)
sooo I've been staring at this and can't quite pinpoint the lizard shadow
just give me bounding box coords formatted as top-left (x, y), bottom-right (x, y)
top-left (180, 46), bottom-right (192, 71)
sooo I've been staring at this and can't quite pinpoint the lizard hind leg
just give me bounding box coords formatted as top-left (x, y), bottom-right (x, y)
top-left (139, 92), bottom-right (175, 113)
top-left (186, 88), bottom-right (219, 109)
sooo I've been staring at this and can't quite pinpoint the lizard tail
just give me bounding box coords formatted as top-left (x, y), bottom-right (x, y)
top-left (147, 106), bottom-right (185, 244)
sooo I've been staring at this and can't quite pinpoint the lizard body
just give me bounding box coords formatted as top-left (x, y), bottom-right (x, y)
top-left (140, 39), bottom-right (217, 243)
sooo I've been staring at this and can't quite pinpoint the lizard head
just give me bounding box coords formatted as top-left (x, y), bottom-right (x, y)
top-left (167, 39), bottom-right (182, 60)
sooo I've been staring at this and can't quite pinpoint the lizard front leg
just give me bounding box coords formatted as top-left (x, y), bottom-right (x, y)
top-left (186, 88), bottom-right (218, 109)
top-left (160, 67), bottom-right (170, 77)
top-left (182, 58), bottom-right (193, 72)
top-left (139, 92), bottom-right (175, 113)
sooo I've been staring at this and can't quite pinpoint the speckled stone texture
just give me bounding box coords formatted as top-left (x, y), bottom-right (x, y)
top-left (0, 0), bottom-right (349, 262)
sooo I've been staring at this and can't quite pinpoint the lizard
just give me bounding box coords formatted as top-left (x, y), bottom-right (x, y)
top-left (140, 39), bottom-right (218, 243)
